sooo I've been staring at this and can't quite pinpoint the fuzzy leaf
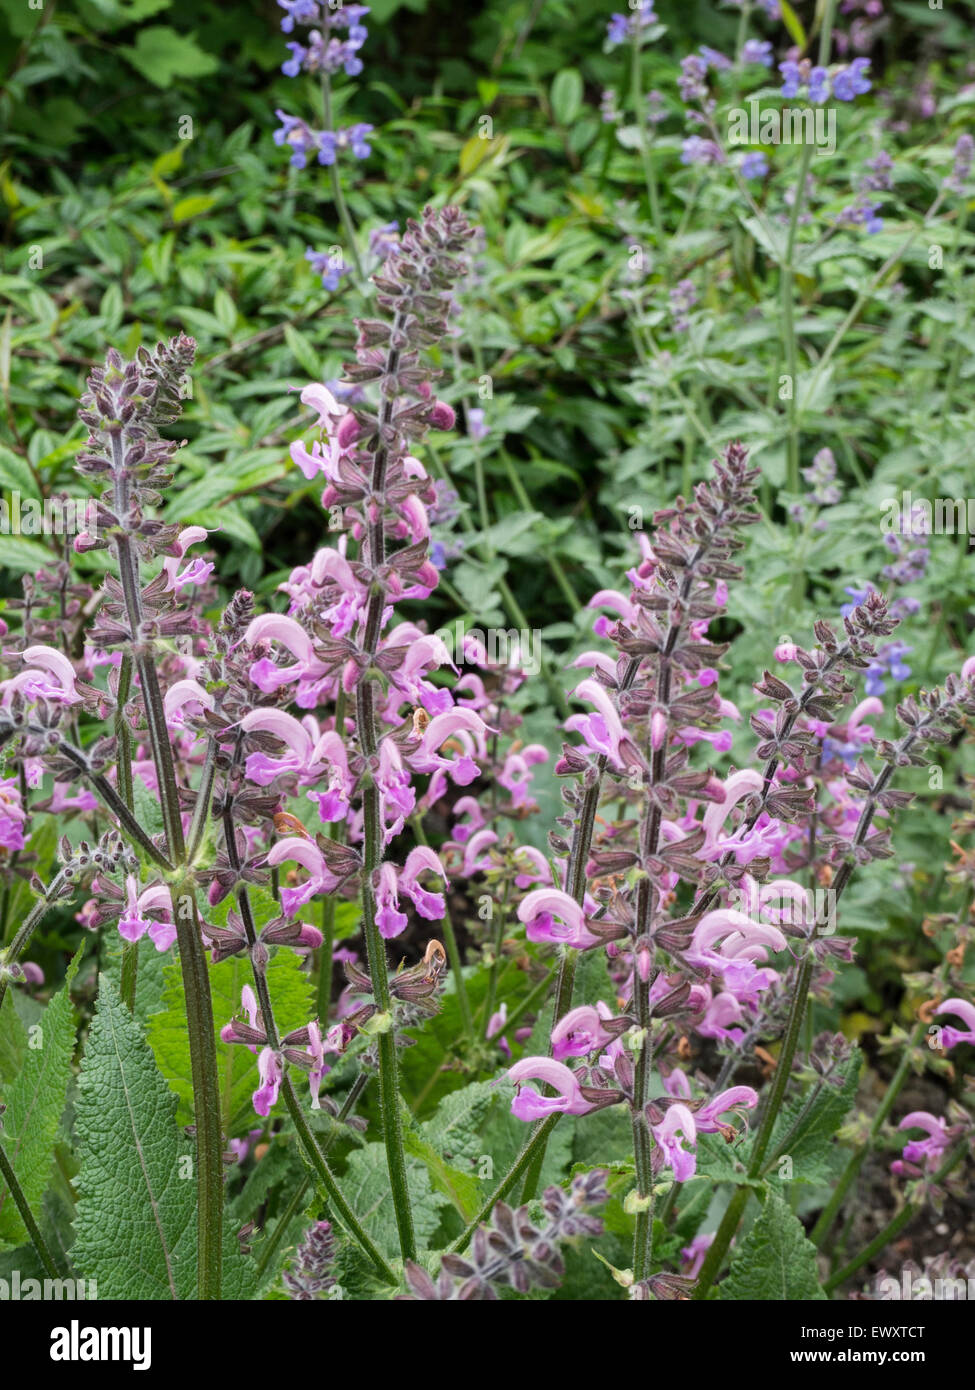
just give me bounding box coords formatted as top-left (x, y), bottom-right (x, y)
top-left (719, 1190), bottom-right (826, 1300)
top-left (341, 1142), bottom-right (449, 1258)
top-left (73, 974), bottom-right (256, 1299)
top-left (0, 950), bottom-right (80, 1246)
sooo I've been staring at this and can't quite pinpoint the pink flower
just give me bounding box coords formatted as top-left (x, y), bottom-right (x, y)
top-left (896, 1111), bottom-right (951, 1169)
top-left (305, 731), bottom-right (354, 822)
top-left (935, 997), bottom-right (975, 1050)
top-left (586, 588), bottom-right (636, 638)
top-left (687, 909), bottom-right (786, 1003)
top-left (373, 848), bottom-right (447, 939)
top-left (517, 888), bottom-right (601, 950)
top-left (565, 679), bottom-right (634, 771)
top-left (253, 1047), bottom-right (284, 1117)
top-left (681, 1232), bottom-right (715, 1278)
top-left (410, 708), bottom-right (485, 785)
top-left (2, 645), bottom-right (82, 707)
top-left (245, 613), bottom-right (328, 696)
top-left (118, 877), bottom-right (176, 952)
top-left (266, 837), bottom-right (343, 917)
top-left (507, 1057), bottom-right (597, 1121)
top-left (162, 527), bottom-right (214, 592)
top-left (652, 1103), bottom-right (698, 1181)
top-left (398, 847), bottom-right (447, 919)
top-left (164, 679), bottom-right (215, 726)
top-left (376, 737), bottom-right (416, 842)
top-left (550, 1004), bottom-right (618, 1061)
top-left (450, 795), bottom-right (485, 844)
top-left (0, 778), bottom-right (27, 852)
top-left (487, 1003), bottom-right (510, 1057)
top-left (241, 708), bottom-right (317, 785)
top-left (694, 1086), bottom-right (758, 1132)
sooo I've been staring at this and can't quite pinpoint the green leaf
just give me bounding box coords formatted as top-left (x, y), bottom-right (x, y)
top-left (284, 323), bottom-right (322, 378)
top-left (0, 950), bottom-right (80, 1246)
top-left (779, 0), bottom-right (807, 49)
top-left (719, 1190), bottom-right (826, 1300)
top-left (0, 443), bottom-right (34, 494)
top-left (404, 1081), bottom-right (500, 1221)
top-left (0, 997), bottom-right (27, 1084)
top-left (172, 194), bottom-right (220, 225)
top-left (341, 1142), bottom-right (449, 1258)
top-left (73, 974), bottom-right (256, 1299)
top-left (550, 69), bottom-right (583, 126)
top-left (0, 536), bottom-right (52, 572)
top-left (120, 27), bottom-right (219, 89)
top-left (148, 911), bottom-right (313, 1136)
top-left (762, 1047), bottom-right (863, 1187)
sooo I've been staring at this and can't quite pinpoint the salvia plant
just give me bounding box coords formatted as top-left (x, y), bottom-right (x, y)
top-left (0, 207), bottom-right (973, 1301)
top-left (1, 0), bottom-right (974, 1317)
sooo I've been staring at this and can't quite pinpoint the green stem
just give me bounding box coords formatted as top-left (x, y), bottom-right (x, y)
top-left (321, 73), bottom-right (364, 283)
top-left (281, 1079), bottom-right (396, 1284)
top-left (0, 871), bottom-right (69, 1016)
top-left (811, 970), bottom-right (952, 1249)
top-left (781, 140), bottom-right (814, 498)
top-left (0, 1138), bottom-right (58, 1279)
top-left (448, 1113), bottom-right (561, 1255)
top-left (110, 426), bottom-right (222, 1300)
top-left (799, 187), bottom-right (948, 425)
top-left (629, 26), bottom-right (664, 246)
top-left (255, 1071), bottom-right (370, 1281)
top-left (823, 1141), bottom-right (968, 1294)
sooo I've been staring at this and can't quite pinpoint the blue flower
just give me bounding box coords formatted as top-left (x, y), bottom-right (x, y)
top-left (741, 39), bottom-right (773, 68)
top-left (779, 60), bottom-right (801, 98)
top-left (865, 641), bottom-right (912, 696)
top-left (807, 66), bottom-right (830, 104)
top-left (840, 584), bottom-right (874, 618)
top-left (740, 151), bottom-right (769, 179)
top-left (306, 248), bottom-right (350, 291)
top-left (833, 58), bottom-right (871, 101)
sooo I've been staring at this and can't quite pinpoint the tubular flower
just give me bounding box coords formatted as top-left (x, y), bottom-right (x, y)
top-left (517, 888), bottom-right (601, 950)
top-left (507, 1058), bottom-right (599, 1121)
top-left (935, 998), bottom-right (975, 1051)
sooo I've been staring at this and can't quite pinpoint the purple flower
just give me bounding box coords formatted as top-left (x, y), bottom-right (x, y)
top-left (944, 133), bottom-right (974, 192)
top-left (833, 57), bottom-right (871, 100)
top-left (700, 45), bottom-right (732, 71)
top-left (507, 1058), bottom-right (597, 1121)
top-left (681, 136), bottom-right (722, 166)
top-left (278, 0), bottom-right (320, 34)
top-left (606, 0), bottom-right (657, 49)
top-left (741, 39), bottom-right (773, 67)
top-left (306, 247), bottom-right (350, 291)
top-left (678, 54), bottom-right (709, 103)
top-left (896, 1111), bottom-right (951, 1169)
top-left (368, 220), bottom-right (400, 260)
top-left (778, 59), bottom-right (801, 98)
top-left (652, 1103), bottom-right (698, 1181)
top-left (740, 151), bottom-right (769, 179)
top-left (935, 998), bottom-right (975, 1050)
top-left (467, 406), bottom-right (489, 442)
top-left (864, 640), bottom-right (912, 696)
top-left (517, 887), bottom-right (601, 950)
top-left (807, 66), bottom-right (830, 103)
top-left (550, 1004), bottom-right (619, 1062)
top-left (840, 583), bottom-right (874, 618)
